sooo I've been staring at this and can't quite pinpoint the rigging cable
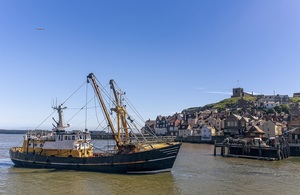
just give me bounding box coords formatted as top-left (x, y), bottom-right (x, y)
top-left (60, 81), bottom-right (86, 106)
top-left (35, 80), bottom-right (87, 130)
top-left (89, 76), bottom-right (116, 131)
top-left (114, 82), bottom-right (148, 123)
top-left (113, 81), bottom-right (158, 139)
top-left (94, 76), bottom-right (117, 108)
top-left (93, 95), bottom-right (106, 131)
top-left (123, 94), bottom-right (158, 138)
top-left (66, 97), bottom-right (95, 125)
top-left (34, 110), bottom-right (56, 130)
top-left (85, 80), bottom-right (88, 130)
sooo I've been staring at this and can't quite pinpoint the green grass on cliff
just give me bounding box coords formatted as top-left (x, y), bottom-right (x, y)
top-left (184, 96), bottom-right (256, 113)
top-left (212, 96), bottom-right (256, 110)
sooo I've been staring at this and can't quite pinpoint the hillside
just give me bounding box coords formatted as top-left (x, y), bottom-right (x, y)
top-left (183, 96), bottom-right (256, 113)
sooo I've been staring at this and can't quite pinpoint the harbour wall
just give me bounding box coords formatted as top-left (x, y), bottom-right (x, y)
top-left (175, 136), bottom-right (225, 144)
top-left (0, 130), bottom-right (27, 134)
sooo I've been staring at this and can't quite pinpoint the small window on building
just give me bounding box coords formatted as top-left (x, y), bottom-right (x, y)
top-left (234, 121), bottom-right (238, 127)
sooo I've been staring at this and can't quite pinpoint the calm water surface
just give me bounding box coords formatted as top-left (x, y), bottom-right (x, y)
top-left (1, 134), bottom-right (300, 195)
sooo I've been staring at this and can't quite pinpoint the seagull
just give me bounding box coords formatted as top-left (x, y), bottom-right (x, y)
top-left (36, 28), bottom-right (45, 30)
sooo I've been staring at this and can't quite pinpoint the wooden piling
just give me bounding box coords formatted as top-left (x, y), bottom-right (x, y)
top-left (277, 145), bottom-right (281, 160)
top-left (214, 140), bottom-right (216, 156)
top-left (258, 142), bottom-right (262, 157)
top-left (221, 145), bottom-right (224, 156)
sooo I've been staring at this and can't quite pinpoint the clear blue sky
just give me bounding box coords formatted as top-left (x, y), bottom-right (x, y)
top-left (1, 0), bottom-right (300, 129)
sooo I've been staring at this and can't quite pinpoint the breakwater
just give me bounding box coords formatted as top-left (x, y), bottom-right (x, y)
top-left (0, 129), bottom-right (27, 134)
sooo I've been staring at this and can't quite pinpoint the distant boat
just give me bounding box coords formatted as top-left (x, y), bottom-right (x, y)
top-left (9, 73), bottom-right (181, 173)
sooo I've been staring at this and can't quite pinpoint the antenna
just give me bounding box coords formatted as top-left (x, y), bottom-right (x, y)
top-left (51, 98), bottom-right (58, 109)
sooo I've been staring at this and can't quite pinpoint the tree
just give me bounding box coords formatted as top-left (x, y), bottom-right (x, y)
top-left (274, 105), bottom-right (282, 113)
top-left (280, 104), bottom-right (290, 114)
top-left (266, 108), bottom-right (275, 115)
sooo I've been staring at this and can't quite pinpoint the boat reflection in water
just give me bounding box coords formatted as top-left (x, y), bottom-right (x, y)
top-left (9, 73), bottom-right (181, 174)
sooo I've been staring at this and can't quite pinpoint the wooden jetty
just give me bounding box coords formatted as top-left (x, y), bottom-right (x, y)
top-left (214, 138), bottom-right (290, 161)
top-left (288, 143), bottom-right (300, 156)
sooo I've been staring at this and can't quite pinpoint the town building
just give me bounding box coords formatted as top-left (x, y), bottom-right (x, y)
top-left (245, 126), bottom-right (265, 139)
top-left (237, 97), bottom-right (255, 110)
top-left (260, 120), bottom-right (282, 138)
top-left (293, 93), bottom-right (300, 98)
top-left (289, 103), bottom-right (300, 129)
top-left (178, 122), bottom-right (191, 138)
top-left (201, 125), bottom-right (216, 141)
top-left (155, 115), bottom-right (167, 135)
top-left (166, 115), bottom-right (180, 136)
top-left (144, 119), bottom-right (155, 134)
top-left (286, 127), bottom-right (300, 143)
top-left (224, 114), bottom-right (248, 136)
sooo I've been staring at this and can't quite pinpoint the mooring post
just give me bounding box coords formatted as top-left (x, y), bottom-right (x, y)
top-left (277, 144), bottom-right (281, 160)
top-left (287, 142), bottom-right (290, 157)
top-left (214, 140), bottom-right (217, 156)
top-left (221, 144), bottom-right (224, 156)
top-left (258, 141), bottom-right (262, 157)
top-left (284, 147), bottom-right (287, 159)
top-left (242, 144), bottom-right (245, 155)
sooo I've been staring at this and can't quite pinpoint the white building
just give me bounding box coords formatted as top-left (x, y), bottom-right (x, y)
top-left (264, 101), bottom-right (280, 109)
top-left (201, 125), bottom-right (216, 141)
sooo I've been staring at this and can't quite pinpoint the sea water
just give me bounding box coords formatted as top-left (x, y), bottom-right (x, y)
top-left (1, 134), bottom-right (300, 195)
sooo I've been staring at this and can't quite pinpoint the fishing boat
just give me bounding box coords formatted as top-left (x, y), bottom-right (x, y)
top-left (9, 73), bottom-right (181, 173)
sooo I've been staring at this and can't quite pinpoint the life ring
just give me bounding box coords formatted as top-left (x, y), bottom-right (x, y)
top-left (36, 133), bottom-right (41, 138)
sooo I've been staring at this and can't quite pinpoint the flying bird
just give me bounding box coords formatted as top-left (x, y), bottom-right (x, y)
top-left (36, 28), bottom-right (45, 30)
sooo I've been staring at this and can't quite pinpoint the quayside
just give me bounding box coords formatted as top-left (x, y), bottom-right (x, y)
top-left (9, 73), bottom-right (181, 174)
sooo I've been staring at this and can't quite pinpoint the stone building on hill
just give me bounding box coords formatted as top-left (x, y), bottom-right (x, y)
top-left (231, 87), bottom-right (253, 98)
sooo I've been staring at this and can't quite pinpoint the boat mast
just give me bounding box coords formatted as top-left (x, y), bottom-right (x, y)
top-left (52, 104), bottom-right (69, 132)
top-left (109, 79), bottom-right (130, 144)
top-left (87, 73), bottom-right (121, 146)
